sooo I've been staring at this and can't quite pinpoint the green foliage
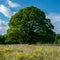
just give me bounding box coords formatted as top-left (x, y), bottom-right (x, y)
top-left (0, 35), bottom-right (6, 44)
top-left (57, 39), bottom-right (60, 44)
top-left (56, 34), bottom-right (60, 40)
top-left (6, 6), bottom-right (55, 44)
top-left (55, 34), bottom-right (60, 44)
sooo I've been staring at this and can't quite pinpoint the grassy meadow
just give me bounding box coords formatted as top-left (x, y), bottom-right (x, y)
top-left (0, 44), bottom-right (60, 60)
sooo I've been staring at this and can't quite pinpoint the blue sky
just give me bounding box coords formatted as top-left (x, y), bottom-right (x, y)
top-left (0, 0), bottom-right (60, 34)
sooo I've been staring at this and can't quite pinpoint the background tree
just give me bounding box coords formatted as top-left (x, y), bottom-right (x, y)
top-left (0, 35), bottom-right (5, 44)
top-left (6, 6), bottom-right (56, 44)
top-left (54, 34), bottom-right (60, 44)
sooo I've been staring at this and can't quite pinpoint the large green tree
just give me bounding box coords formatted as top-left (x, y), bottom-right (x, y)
top-left (6, 6), bottom-right (56, 44)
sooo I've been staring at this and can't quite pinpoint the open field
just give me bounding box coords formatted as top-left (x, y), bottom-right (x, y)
top-left (0, 44), bottom-right (60, 60)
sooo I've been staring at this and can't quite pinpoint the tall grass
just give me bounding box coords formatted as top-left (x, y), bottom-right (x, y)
top-left (0, 44), bottom-right (60, 60)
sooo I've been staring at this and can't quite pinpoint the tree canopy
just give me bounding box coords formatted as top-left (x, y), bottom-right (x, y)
top-left (6, 6), bottom-right (56, 44)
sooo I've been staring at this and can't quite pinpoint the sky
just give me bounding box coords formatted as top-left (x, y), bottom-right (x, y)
top-left (0, 0), bottom-right (60, 35)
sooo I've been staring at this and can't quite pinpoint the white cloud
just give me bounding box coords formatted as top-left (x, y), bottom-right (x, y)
top-left (46, 13), bottom-right (60, 33)
top-left (55, 29), bottom-right (60, 34)
top-left (0, 4), bottom-right (13, 18)
top-left (7, 0), bottom-right (20, 8)
top-left (46, 13), bottom-right (60, 23)
top-left (0, 19), bottom-right (8, 35)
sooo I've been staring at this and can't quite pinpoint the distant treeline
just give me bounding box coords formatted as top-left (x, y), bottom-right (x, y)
top-left (55, 34), bottom-right (60, 44)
